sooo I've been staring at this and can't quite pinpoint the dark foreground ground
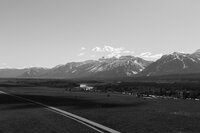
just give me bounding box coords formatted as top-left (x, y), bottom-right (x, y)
top-left (1, 87), bottom-right (200, 133)
top-left (0, 89), bottom-right (98, 133)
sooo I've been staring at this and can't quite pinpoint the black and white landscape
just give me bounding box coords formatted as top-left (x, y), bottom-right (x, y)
top-left (1, 0), bottom-right (200, 133)
top-left (1, 49), bottom-right (200, 79)
top-left (141, 49), bottom-right (200, 76)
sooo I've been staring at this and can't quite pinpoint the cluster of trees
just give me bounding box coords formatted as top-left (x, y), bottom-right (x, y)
top-left (94, 82), bottom-right (200, 99)
top-left (0, 78), bottom-right (79, 88)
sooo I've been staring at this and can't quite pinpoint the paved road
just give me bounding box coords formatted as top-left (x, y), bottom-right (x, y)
top-left (0, 91), bottom-right (120, 133)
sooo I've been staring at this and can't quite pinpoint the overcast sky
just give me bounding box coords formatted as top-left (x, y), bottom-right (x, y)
top-left (1, 0), bottom-right (200, 68)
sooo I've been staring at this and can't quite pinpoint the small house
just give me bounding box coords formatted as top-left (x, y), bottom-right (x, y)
top-left (80, 84), bottom-right (94, 91)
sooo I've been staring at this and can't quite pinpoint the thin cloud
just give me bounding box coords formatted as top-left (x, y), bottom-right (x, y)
top-left (122, 50), bottom-right (134, 54)
top-left (92, 45), bottom-right (124, 53)
top-left (103, 45), bottom-right (124, 53)
top-left (91, 55), bottom-right (96, 58)
top-left (0, 63), bottom-right (10, 68)
top-left (78, 53), bottom-right (85, 56)
top-left (139, 52), bottom-right (163, 60)
top-left (92, 47), bottom-right (102, 52)
top-left (107, 53), bottom-right (121, 58)
top-left (81, 47), bottom-right (86, 50)
top-left (92, 45), bottom-right (134, 58)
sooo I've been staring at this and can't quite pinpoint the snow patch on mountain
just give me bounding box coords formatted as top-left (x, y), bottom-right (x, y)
top-left (140, 50), bottom-right (200, 76)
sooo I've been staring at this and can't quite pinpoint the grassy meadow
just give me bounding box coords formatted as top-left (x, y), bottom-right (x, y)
top-left (1, 86), bottom-right (200, 133)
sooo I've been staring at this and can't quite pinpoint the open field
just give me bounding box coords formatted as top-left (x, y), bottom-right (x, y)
top-left (1, 86), bottom-right (200, 133)
top-left (0, 89), bottom-right (100, 133)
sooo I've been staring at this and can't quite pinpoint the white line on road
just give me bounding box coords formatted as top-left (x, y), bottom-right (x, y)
top-left (0, 91), bottom-right (121, 133)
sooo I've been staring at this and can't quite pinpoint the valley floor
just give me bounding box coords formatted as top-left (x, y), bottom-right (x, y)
top-left (1, 87), bottom-right (200, 133)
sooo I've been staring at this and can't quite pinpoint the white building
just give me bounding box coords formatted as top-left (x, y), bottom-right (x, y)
top-left (80, 84), bottom-right (94, 91)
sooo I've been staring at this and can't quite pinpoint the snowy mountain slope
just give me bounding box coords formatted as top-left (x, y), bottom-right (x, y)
top-left (39, 56), bottom-right (152, 78)
top-left (0, 68), bottom-right (49, 78)
top-left (1, 49), bottom-right (200, 79)
top-left (140, 50), bottom-right (200, 76)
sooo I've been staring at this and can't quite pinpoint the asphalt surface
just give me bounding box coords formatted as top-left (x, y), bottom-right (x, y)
top-left (0, 91), bottom-right (100, 133)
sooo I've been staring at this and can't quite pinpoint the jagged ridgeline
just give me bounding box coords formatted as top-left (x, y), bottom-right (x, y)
top-left (0, 49), bottom-right (200, 79)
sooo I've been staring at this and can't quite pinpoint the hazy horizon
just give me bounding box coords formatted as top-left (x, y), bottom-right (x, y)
top-left (1, 0), bottom-right (200, 68)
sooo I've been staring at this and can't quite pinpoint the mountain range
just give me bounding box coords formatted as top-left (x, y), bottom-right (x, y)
top-left (1, 49), bottom-right (200, 79)
top-left (140, 49), bottom-right (200, 76)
